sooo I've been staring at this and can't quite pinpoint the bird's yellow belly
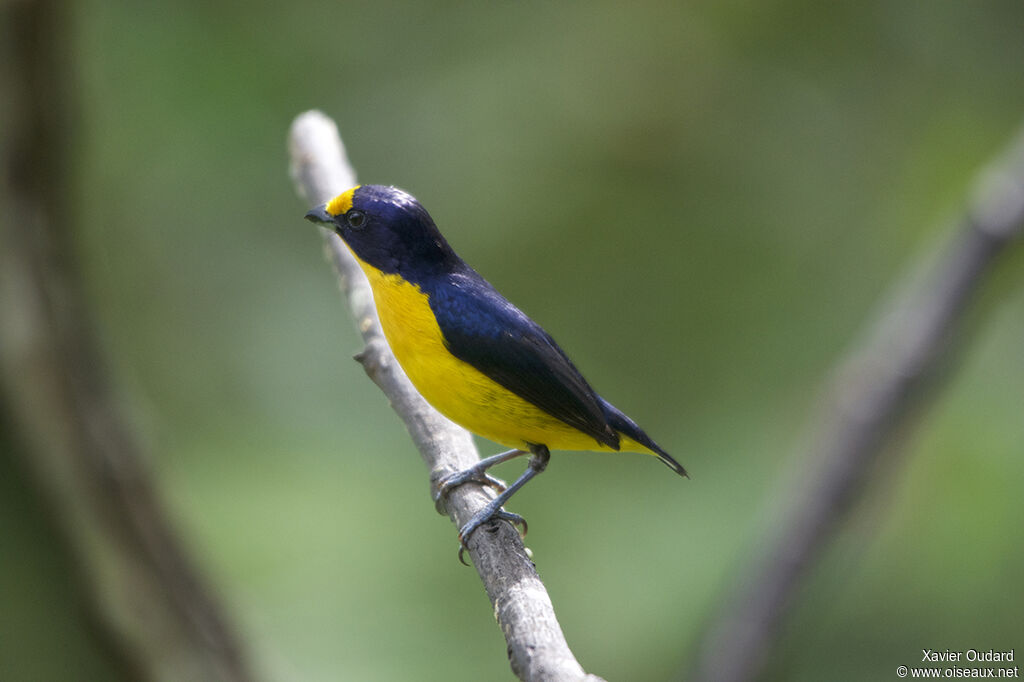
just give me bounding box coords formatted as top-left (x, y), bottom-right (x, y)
top-left (355, 262), bottom-right (615, 452)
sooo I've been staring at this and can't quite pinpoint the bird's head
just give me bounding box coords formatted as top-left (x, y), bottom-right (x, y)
top-left (305, 185), bottom-right (457, 279)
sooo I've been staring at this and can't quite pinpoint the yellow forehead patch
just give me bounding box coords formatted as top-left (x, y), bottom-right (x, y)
top-left (325, 185), bottom-right (361, 216)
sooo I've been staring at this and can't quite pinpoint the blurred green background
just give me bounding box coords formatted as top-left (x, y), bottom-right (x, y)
top-left (3, 1), bottom-right (1023, 680)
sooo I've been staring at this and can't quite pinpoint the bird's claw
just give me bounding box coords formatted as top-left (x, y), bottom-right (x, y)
top-left (433, 469), bottom-right (508, 514)
top-left (457, 510), bottom-right (528, 566)
top-left (438, 471), bottom-right (508, 498)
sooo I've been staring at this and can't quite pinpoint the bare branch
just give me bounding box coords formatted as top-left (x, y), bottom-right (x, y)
top-left (690, 126), bottom-right (1024, 682)
top-left (287, 110), bottom-right (605, 682)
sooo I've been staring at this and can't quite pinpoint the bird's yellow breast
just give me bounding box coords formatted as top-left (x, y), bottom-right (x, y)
top-left (349, 253), bottom-right (632, 453)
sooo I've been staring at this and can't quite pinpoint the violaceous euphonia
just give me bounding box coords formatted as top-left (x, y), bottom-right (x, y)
top-left (305, 185), bottom-right (686, 551)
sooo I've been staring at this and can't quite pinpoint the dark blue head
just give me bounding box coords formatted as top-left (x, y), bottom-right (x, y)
top-left (305, 185), bottom-right (458, 280)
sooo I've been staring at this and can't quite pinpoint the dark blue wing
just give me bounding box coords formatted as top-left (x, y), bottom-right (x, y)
top-left (427, 269), bottom-right (619, 450)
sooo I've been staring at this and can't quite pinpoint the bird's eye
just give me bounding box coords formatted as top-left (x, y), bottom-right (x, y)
top-left (346, 209), bottom-right (366, 229)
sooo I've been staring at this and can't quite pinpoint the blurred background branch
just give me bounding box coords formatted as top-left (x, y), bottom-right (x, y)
top-left (0, 1), bottom-right (259, 680)
top-left (288, 110), bottom-right (604, 682)
top-left (690, 124), bottom-right (1024, 682)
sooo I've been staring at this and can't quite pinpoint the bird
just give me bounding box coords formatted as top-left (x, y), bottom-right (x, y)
top-left (305, 184), bottom-right (686, 553)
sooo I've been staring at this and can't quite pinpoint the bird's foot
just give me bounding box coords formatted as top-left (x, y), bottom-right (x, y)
top-left (434, 446), bottom-right (546, 565)
top-left (433, 468), bottom-right (507, 514)
top-left (432, 448), bottom-right (528, 514)
top-left (457, 508), bottom-right (528, 566)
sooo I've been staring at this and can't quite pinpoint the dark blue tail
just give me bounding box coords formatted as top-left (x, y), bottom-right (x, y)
top-left (599, 397), bottom-right (688, 477)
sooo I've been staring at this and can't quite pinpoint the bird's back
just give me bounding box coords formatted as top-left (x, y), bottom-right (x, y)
top-left (374, 263), bottom-right (684, 474)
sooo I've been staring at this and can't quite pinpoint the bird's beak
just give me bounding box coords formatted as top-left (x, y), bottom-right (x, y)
top-left (304, 204), bottom-right (332, 225)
